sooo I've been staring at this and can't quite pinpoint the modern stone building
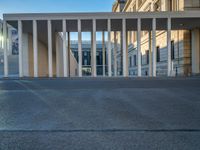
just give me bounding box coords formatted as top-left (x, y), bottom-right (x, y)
top-left (112, 0), bottom-right (200, 76)
top-left (71, 41), bottom-right (107, 76)
top-left (1, 1), bottom-right (200, 78)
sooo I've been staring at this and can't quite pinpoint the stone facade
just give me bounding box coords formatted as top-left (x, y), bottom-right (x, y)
top-left (112, 0), bottom-right (200, 76)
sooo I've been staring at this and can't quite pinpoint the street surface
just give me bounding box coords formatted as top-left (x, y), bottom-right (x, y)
top-left (0, 77), bottom-right (200, 149)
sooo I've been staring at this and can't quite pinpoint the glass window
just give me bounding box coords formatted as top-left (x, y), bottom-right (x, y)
top-left (156, 46), bottom-right (160, 62)
top-left (134, 55), bottom-right (137, 66)
top-left (146, 50), bottom-right (149, 64)
top-left (171, 40), bottom-right (175, 60)
top-left (129, 56), bottom-right (132, 67)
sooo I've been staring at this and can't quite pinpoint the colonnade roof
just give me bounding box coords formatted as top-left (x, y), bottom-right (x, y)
top-left (3, 11), bottom-right (200, 49)
top-left (4, 11), bottom-right (200, 32)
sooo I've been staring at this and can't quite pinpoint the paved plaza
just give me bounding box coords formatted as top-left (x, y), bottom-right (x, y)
top-left (0, 77), bottom-right (200, 149)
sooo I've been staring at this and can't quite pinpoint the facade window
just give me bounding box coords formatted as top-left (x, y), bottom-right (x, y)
top-left (171, 40), bottom-right (175, 60)
top-left (146, 50), bottom-right (149, 64)
top-left (129, 56), bottom-right (132, 67)
top-left (156, 46), bottom-right (160, 62)
top-left (96, 51), bottom-right (102, 65)
top-left (133, 55), bottom-right (137, 66)
top-left (84, 59), bottom-right (88, 66)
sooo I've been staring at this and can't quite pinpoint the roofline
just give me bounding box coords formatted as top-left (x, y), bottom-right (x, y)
top-left (3, 11), bottom-right (200, 21)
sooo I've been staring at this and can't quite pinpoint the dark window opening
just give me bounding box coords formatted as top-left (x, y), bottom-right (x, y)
top-left (171, 40), bottom-right (175, 60)
top-left (146, 50), bottom-right (149, 64)
top-left (156, 46), bottom-right (160, 62)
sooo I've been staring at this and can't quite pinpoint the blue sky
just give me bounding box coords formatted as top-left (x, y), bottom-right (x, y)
top-left (0, 0), bottom-right (114, 40)
top-left (0, 0), bottom-right (114, 19)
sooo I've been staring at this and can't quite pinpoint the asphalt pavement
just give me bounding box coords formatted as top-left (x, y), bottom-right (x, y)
top-left (0, 77), bottom-right (200, 150)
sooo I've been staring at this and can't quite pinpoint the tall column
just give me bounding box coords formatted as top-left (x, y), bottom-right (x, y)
top-left (3, 21), bottom-right (8, 77)
top-left (149, 31), bottom-right (152, 76)
top-left (152, 18), bottom-right (157, 77)
top-left (137, 18), bottom-right (142, 77)
top-left (63, 20), bottom-right (68, 77)
top-left (0, 23), bottom-right (2, 50)
top-left (92, 19), bottom-right (97, 77)
top-left (18, 20), bottom-right (23, 77)
top-left (102, 31), bottom-right (106, 76)
top-left (167, 18), bottom-right (172, 76)
top-left (122, 18), bottom-right (128, 77)
top-left (107, 19), bottom-right (112, 77)
top-left (114, 31), bottom-right (117, 76)
top-left (67, 32), bottom-right (70, 77)
top-left (33, 20), bottom-right (38, 77)
top-left (78, 19), bottom-right (82, 77)
top-left (47, 20), bottom-right (53, 77)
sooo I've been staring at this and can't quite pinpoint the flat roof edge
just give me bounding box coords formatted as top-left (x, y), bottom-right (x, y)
top-left (3, 11), bottom-right (200, 21)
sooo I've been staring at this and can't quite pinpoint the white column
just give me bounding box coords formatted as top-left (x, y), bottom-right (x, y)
top-left (167, 18), bottom-right (172, 76)
top-left (122, 18), bottom-right (128, 77)
top-left (0, 23), bottom-right (2, 49)
top-left (18, 20), bottom-right (23, 77)
top-left (67, 32), bottom-right (70, 77)
top-left (47, 20), bottom-right (53, 78)
top-left (152, 18), bottom-right (156, 77)
top-left (107, 19), bottom-right (112, 77)
top-left (78, 19), bottom-right (82, 77)
top-left (114, 31), bottom-right (117, 76)
top-left (137, 18), bottom-right (142, 77)
top-left (92, 19), bottom-right (97, 77)
top-left (33, 20), bottom-right (38, 77)
top-left (3, 21), bottom-right (8, 77)
top-left (149, 31), bottom-right (152, 76)
top-left (63, 20), bottom-right (68, 77)
top-left (102, 31), bottom-right (106, 76)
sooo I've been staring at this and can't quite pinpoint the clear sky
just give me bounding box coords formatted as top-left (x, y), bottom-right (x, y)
top-left (0, 0), bottom-right (114, 40)
top-left (0, 0), bottom-right (114, 19)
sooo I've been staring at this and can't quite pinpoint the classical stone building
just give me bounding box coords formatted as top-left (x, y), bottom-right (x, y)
top-left (112, 0), bottom-right (200, 76)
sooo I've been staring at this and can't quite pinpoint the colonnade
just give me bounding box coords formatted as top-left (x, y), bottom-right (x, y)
top-left (2, 18), bottom-right (172, 78)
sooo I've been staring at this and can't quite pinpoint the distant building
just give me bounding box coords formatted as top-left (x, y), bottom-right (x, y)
top-left (70, 41), bottom-right (107, 76)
